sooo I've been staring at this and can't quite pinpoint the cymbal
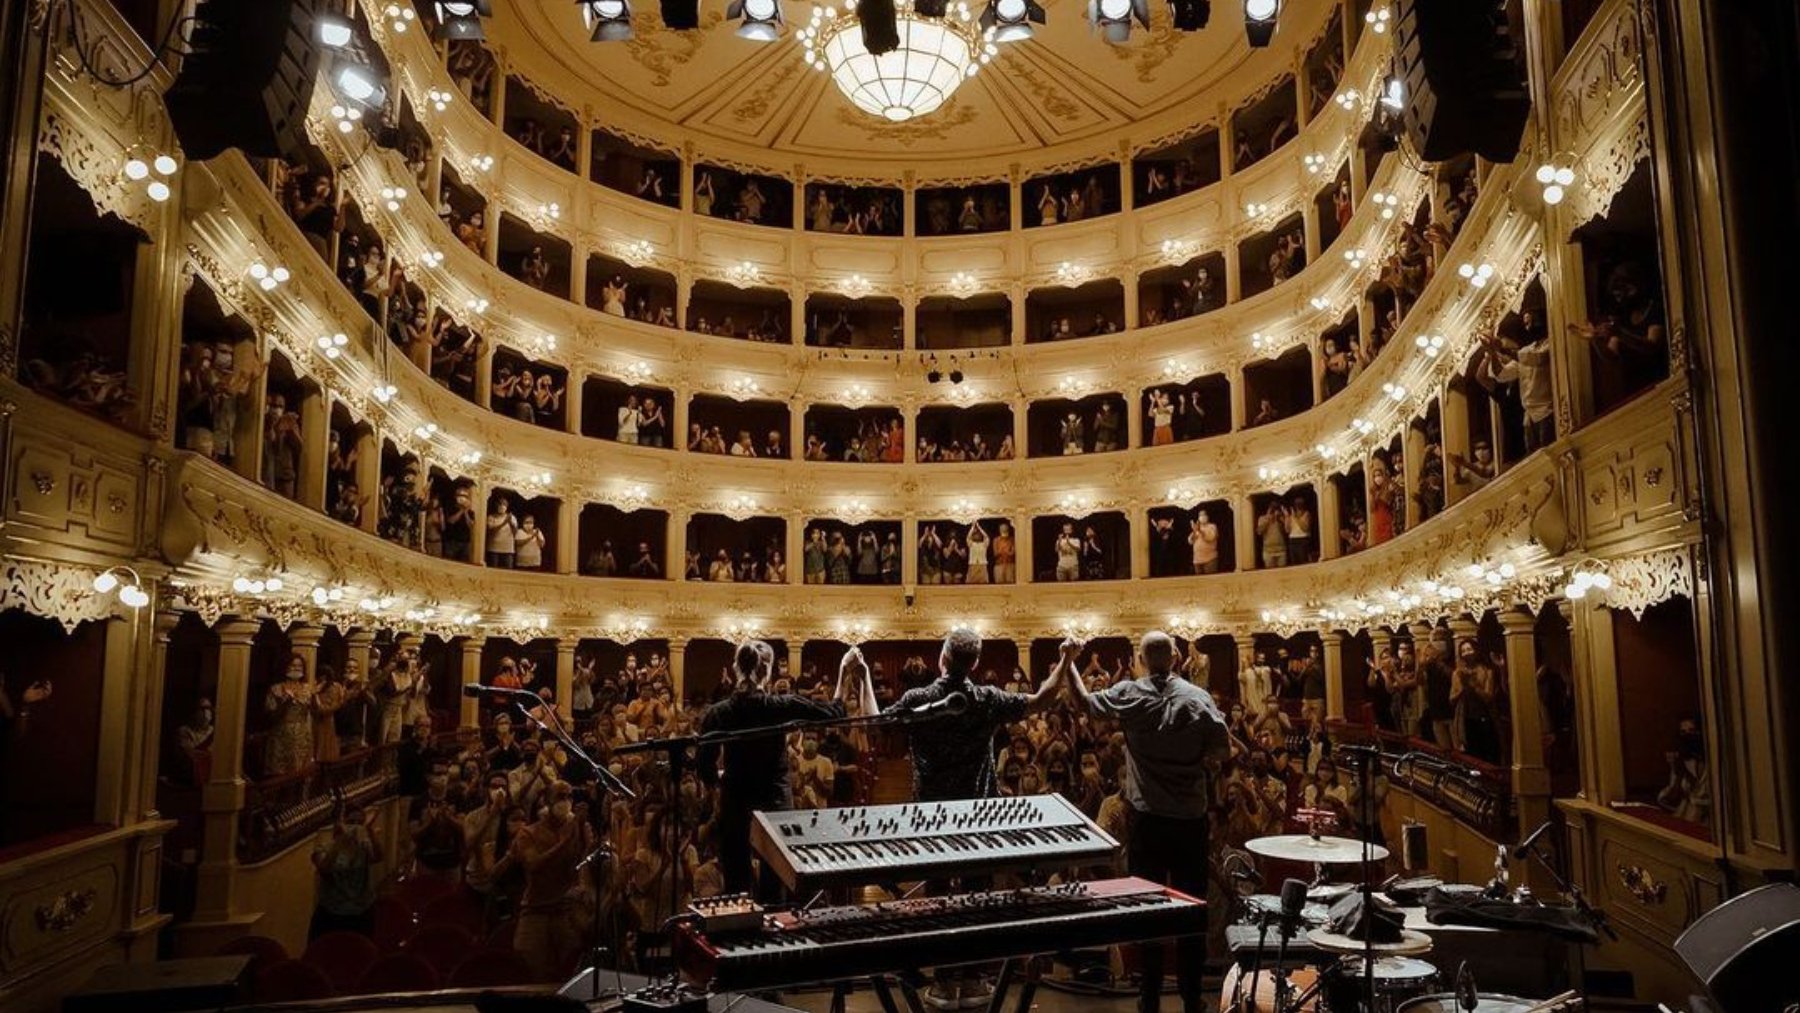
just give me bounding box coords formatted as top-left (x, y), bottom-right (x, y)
top-left (1305, 927), bottom-right (1434, 955)
top-left (1245, 834), bottom-right (1392, 864)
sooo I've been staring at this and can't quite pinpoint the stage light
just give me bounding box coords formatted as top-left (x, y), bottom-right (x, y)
top-left (949, 369), bottom-right (964, 384)
top-left (1243, 0), bottom-right (1278, 47)
top-left (1380, 74), bottom-right (1406, 112)
top-left (1089, 0), bottom-right (1149, 44)
top-left (315, 11), bottom-right (356, 48)
top-left (332, 58), bottom-right (387, 109)
top-left (434, 0), bottom-right (491, 40)
top-left (729, 0), bottom-right (784, 40)
top-left (581, 0), bottom-right (634, 41)
top-left (982, 0), bottom-right (1045, 41)
top-left (1169, 0), bottom-right (1210, 31)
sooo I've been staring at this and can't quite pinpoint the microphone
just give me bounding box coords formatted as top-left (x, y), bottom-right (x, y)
top-left (908, 692), bottom-right (969, 716)
top-left (1511, 819), bottom-right (1554, 860)
top-left (1278, 877), bottom-right (1308, 933)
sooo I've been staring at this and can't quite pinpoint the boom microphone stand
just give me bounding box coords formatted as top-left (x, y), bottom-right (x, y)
top-left (464, 684), bottom-right (634, 1001)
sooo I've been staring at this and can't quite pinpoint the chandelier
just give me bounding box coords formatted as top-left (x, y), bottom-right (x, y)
top-left (798, 0), bottom-right (997, 123)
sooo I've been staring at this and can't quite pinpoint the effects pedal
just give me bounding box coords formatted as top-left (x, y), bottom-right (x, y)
top-left (688, 893), bottom-right (765, 934)
top-left (621, 981), bottom-right (710, 1013)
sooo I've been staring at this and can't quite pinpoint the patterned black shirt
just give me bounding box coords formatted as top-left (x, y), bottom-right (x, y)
top-left (895, 674), bottom-right (1030, 801)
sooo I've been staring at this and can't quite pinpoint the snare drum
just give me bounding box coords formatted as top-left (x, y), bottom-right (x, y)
top-left (1322, 956), bottom-right (1440, 1013)
top-left (1396, 993), bottom-right (1538, 1013)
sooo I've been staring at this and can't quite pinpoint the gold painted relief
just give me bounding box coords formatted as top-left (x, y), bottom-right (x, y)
top-left (625, 10), bottom-right (726, 88)
top-left (730, 56), bottom-right (805, 125)
top-left (835, 103), bottom-right (981, 147)
top-left (1108, 24), bottom-right (1183, 85)
top-left (1003, 61), bottom-right (1085, 124)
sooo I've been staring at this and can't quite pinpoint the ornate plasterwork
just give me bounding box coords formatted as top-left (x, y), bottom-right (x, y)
top-left (1601, 547), bottom-right (1693, 619)
top-left (0, 559), bottom-right (120, 632)
top-left (1563, 113), bottom-right (1651, 230)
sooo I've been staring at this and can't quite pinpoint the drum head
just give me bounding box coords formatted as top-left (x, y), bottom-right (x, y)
top-left (1365, 956), bottom-right (1438, 982)
top-left (1397, 993), bottom-right (1535, 1013)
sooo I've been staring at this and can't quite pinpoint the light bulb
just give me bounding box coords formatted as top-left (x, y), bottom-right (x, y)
top-left (1542, 185), bottom-right (1564, 205)
top-left (92, 571), bottom-right (119, 593)
top-left (1554, 167), bottom-right (1576, 186)
top-left (147, 181), bottom-right (171, 202)
top-left (1535, 164), bottom-right (1556, 184)
top-left (153, 154), bottom-right (178, 176)
top-left (123, 158), bottom-right (149, 180)
top-left (120, 585), bottom-right (149, 608)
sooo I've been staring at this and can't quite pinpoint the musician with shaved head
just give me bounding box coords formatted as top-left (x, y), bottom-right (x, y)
top-left (1061, 631), bottom-right (1231, 1013)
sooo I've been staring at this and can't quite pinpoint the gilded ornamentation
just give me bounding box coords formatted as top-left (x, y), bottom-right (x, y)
top-left (0, 559), bottom-right (118, 632)
top-left (1005, 61), bottom-right (1084, 123)
top-left (836, 104), bottom-right (980, 148)
top-left (1604, 548), bottom-right (1693, 619)
top-left (1616, 863), bottom-right (1667, 906)
top-left (30, 470), bottom-right (55, 495)
top-left (1106, 23), bottom-right (1185, 85)
top-left (627, 11), bottom-right (726, 89)
top-left (33, 887), bottom-right (97, 933)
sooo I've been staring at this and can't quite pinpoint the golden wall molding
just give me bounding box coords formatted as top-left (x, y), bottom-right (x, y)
top-left (0, 557), bottom-right (119, 632)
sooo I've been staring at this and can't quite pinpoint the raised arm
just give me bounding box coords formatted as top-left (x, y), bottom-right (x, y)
top-left (1060, 639), bottom-right (1100, 716)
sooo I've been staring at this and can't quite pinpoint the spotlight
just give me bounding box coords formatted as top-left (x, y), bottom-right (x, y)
top-left (433, 0), bottom-right (491, 40)
top-left (315, 11), bottom-right (356, 48)
top-left (1089, 0), bottom-right (1149, 44)
top-left (1243, 0), bottom-right (1278, 47)
top-left (1169, 0), bottom-right (1210, 31)
top-left (860, 0), bottom-right (899, 54)
top-left (728, 0), bottom-right (784, 40)
top-left (1380, 73), bottom-right (1406, 112)
top-left (981, 0), bottom-right (1044, 41)
top-left (581, 0), bottom-right (634, 41)
top-left (331, 57), bottom-right (388, 109)
top-left (927, 369), bottom-right (943, 384)
top-left (949, 369), bottom-right (965, 384)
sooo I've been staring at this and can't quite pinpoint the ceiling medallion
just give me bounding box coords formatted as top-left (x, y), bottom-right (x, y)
top-left (798, 0), bottom-right (998, 123)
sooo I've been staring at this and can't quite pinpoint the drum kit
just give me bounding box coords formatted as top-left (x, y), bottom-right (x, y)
top-left (1225, 826), bottom-right (1583, 1013)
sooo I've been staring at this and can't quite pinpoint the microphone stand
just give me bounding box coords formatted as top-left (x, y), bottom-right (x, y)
top-left (1516, 828), bottom-right (1614, 1002)
top-left (487, 688), bottom-right (635, 1002)
top-left (612, 700), bottom-right (965, 986)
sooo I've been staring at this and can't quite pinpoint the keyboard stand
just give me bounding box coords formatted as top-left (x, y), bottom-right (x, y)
top-left (984, 957), bottom-right (1041, 1013)
top-left (827, 972), bottom-right (927, 1013)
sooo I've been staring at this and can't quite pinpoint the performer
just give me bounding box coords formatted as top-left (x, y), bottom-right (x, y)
top-left (886, 627), bottom-right (1062, 1009)
top-left (1063, 632), bottom-right (1231, 1013)
top-left (696, 640), bottom-right (873, 901)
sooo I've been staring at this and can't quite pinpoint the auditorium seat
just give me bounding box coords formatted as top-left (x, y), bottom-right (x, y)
top-left (421, 888), bottom-right (486, 935)
top-left (355, 952), bottom-right (442, 994)
top-left (214, 933), bottom-right (288, 975)
top-left (254, 958), bottom-right (335, 1002)
top-left (403, 922), bottom-right (477, 978)
top-left (449, 947), bottom-right (536, 988)
top-left (371, 894), bottom-right (417, 951)
top-left (301, 930), bottom-right (380, 993)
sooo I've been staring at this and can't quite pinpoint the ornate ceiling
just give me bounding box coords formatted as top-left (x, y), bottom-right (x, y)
top-left (489, 0), bottom-right (1338, 178)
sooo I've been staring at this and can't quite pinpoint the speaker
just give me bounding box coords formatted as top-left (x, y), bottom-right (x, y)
top-left (1390, 0), bottom-right (1529, 162)
top-left (166, 0), bottom-right (321, 161)
top-left (1674, 883), bottom-right (1800, 1013)
top-left (1401, 820), bottom-right (1428, 871)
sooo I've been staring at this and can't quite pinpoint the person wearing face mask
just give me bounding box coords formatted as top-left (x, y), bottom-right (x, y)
top-left (463, 774), bottom-right (511, 896)
top-left (311, 805), bottom-right (382, 939)
top-left (697, 641), bottom-right (874, 902)
top-left (334, 659), bottom-right (376, 752)
top-left (1657, 718), bottom-right (1711, 825)
top-left (503, 780), bottom-right (588, 978)
top-left (173, 697), bottom-right (214, 786)
top-left (264, 653), bottom-right (316, 777)
top-left (1450, 637), bottom-right (1503, 763)
top-left (1062, 633), bottom-right (1231, 1013)
top-left (410, 761), bottom-right (465, 875)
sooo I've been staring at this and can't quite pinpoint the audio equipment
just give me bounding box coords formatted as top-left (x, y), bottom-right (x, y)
top-left (750, 793), bottom-right (1119, 892)
top-left (673, 877), bottom-right (1205, 992)
top-left (1390, 0), bottom-right (1530, 162)
top-left (166, 0), bottom-right (322, 161)
top-left (1674, 883), bottom-right (1800, 1013)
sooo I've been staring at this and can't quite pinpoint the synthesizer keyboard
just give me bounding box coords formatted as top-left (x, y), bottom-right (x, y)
top-left (674, 877), bottom-right (1206, 991)
top-left (750, 793), bottom-right (1119, 891)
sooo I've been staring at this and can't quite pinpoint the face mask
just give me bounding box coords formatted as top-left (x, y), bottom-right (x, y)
top-left (285, 666), bottom-right (304, 680)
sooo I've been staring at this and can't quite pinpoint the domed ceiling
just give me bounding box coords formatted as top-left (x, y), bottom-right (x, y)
top-left (488, 0), bottom-right (1337, 178)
